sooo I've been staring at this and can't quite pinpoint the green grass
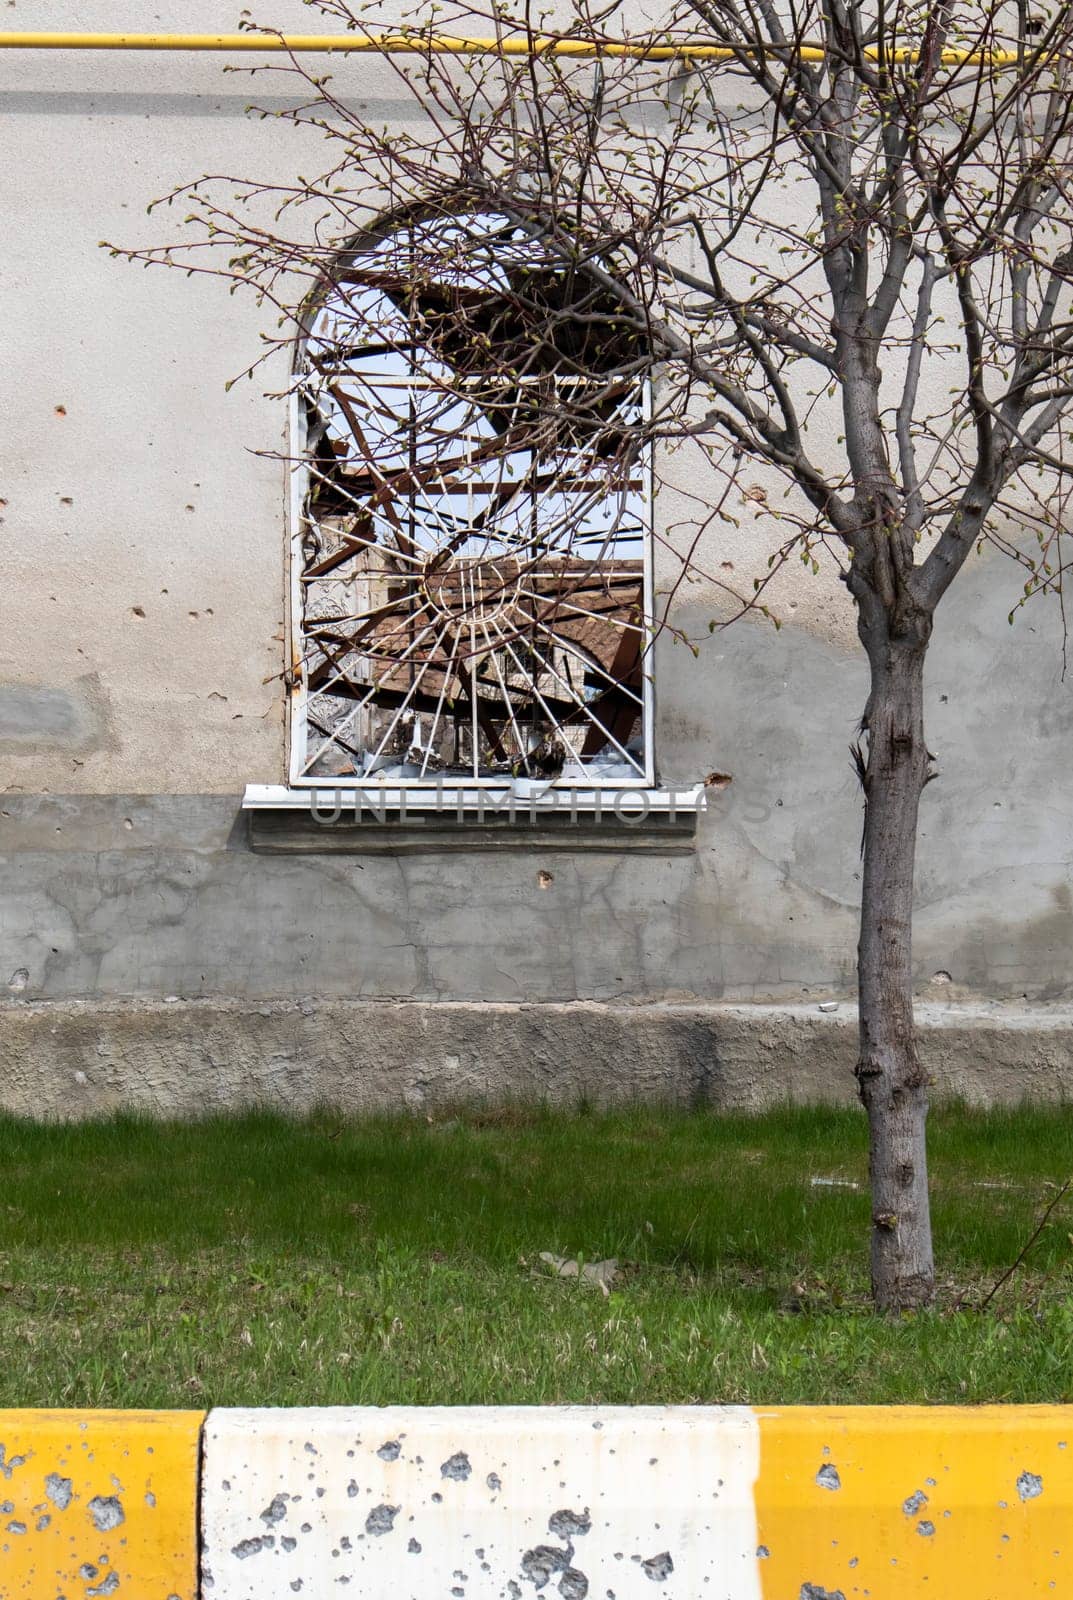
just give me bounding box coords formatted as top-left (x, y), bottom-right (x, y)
top-left (1, 1103), bottom-right (1072, 1408)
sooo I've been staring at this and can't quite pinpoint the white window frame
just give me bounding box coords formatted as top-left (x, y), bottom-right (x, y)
top-left (282, 372), bottom-right (658, 793)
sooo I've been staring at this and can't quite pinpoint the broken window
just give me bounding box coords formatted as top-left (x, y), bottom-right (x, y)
top-left (288, 209), bottom-right (653, 787)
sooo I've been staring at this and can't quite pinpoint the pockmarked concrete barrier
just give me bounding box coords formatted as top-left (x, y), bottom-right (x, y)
top-left (4, 1406), bottom-right (1073, 1596)
top-left (0, 1409), bottom-right (202, 1598)
top-left (199, 1405), bottom-right (1073, 1598)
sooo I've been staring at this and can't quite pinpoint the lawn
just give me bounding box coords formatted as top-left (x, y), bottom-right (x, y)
top-left (1, 1103), bottom-right (1072, 1408)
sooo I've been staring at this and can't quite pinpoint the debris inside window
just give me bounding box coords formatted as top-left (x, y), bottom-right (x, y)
top-left (290, 210), bottom-right (652, 785)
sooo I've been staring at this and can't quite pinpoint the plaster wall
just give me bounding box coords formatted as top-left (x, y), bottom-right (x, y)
top-left (0, 5), bottom-right (1070, 1038)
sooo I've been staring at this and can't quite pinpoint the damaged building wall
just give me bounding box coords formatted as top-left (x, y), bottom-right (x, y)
top-left (1, 2), bottom-right (1072, 1061)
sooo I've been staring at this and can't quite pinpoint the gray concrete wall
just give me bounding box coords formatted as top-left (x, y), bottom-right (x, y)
top-left (0, 8), bottom-right (1071, 1092)
top-left (2, 998), bottom-right (1072, 1118)
top-left (2, 540), bottom-right (1070, 1010)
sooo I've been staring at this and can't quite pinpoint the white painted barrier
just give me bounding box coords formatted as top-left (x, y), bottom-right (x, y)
top-left (200, 1406), bottom-right (764, 1598)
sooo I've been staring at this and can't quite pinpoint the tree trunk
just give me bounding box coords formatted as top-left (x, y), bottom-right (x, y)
top-left (856, 617), bottom-right (935, 1311)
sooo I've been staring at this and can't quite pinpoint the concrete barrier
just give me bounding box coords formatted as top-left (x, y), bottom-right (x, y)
top-left (751, 1405), bottom-right (1073, 1597)
top-left (4, 1405), bottom-right (1072, 1595)
top-left (0, 1409), bottom-right (202, 1598)
top-left (199, 1405), bottom-right (1073, 1598)
top-left (199, 1406), bottom-right (763, 1598)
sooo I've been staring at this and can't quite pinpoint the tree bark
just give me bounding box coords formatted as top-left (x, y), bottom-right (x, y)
top-left (855, 612), bottom-right (936, 1311)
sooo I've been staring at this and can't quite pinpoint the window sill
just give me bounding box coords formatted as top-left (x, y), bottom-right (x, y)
top-left (242, 782), bottom-right (704, 853)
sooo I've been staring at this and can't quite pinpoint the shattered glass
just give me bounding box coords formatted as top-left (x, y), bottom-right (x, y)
top-left (292, 211), bottom-right (651, 784)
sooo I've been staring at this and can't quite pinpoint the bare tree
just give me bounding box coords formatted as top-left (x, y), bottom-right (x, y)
top-left (108, 0), bottom-right (1073, 1310)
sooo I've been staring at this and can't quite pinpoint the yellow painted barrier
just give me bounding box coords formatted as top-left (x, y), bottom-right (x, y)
top-left (755, 1406), bottom-right (1073, 1597)
top-left (0, 1410), bottom-right (203, 1599)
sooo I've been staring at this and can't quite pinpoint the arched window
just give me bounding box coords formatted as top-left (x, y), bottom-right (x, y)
top-left (289, 209), bottom-right (653, 789)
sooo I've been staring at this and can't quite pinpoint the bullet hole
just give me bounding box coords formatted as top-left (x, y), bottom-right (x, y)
top-left (816, 1464), bottom-right (841, 1491)
top-left (902, 1490), bottom-right (928, 1516)
top-left (640, 1553), bottom-right (674, 1582)
top-left (1017, 1471), bottom-right (1043, 1502)
top-left (131, 606), bottom-right (146, 618)
top-left (377, 1441), bottom-right (401, 1461)
top-left (87, 1572), bottom-right (120, 1597)
top-left (721, 560), bottom-right (734, 570)
top-left (365, 1504), bottom-right (399, 1536)
top-left (549, 1510), bottom-right (591, 1539)
top-left (189, 611), bottom-right (200, 619)
top-left (440, 1453), bottom-right (471, 1482)
top-left (59, 496), bottom-right (74, 507)
top-left (521, 1547), bottom-right (570, 1586)
top-left (260, 1495), bottom-right (289, 1526)
top-left (87, 1495), bottom-right (125, 1532)
top-left (184, 504), bottom-right (195, 512)
top-left (231, 1535), bottom-right (274, 1559)
top-left (123, 818), bottom-right (134, 831)
top-left (54, 404), bottom-right (67, 416)
top-left (45, 1473), bottom-right (73, 1511)
top-left (538, 870), bottom-right (554, 889)
top-left (931, 971), bottom-right (952, 985)
top-left (7, 969), bottom-right (29, 993)
top-left (939, 693), bottom-right (948, 703)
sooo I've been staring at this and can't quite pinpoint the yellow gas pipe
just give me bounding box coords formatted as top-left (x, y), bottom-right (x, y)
top-left (0, 31), bottom-right (1026, 65)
